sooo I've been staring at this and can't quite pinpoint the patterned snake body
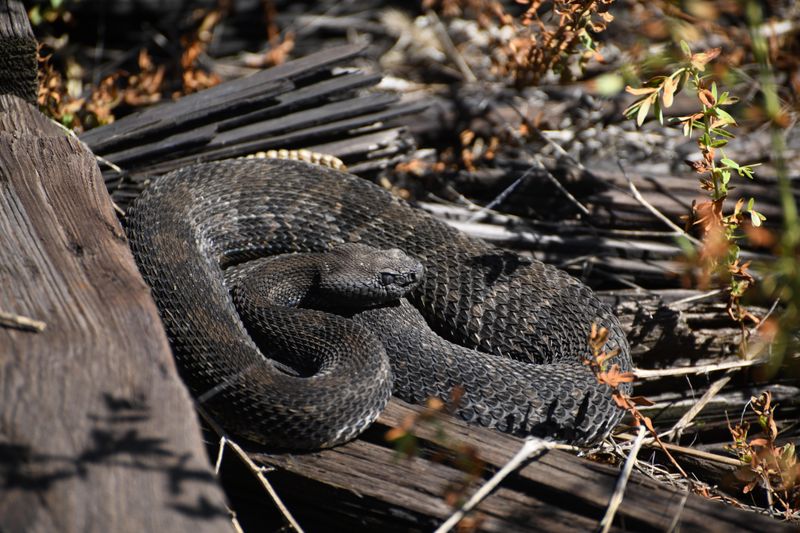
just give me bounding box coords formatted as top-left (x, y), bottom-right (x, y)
top-left (128, 158), bottom-right (632, 448)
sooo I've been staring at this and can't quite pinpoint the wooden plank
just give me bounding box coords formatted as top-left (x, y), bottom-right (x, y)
top-left (308, 127), bottom-right (414, 161)
top-left (97, 123), bottom-right (219, 167)
top-left (96, 93), bottom-right (410, 176)
top-left (139, 99), bottom-right (430, 176)
top-left (258, 439), bottom-right (604, 532)
top-left (315, 127), bottom-right (418, 175)
top-left (79, 42), bottom-right (370, 152)
top-left (0, 0), bottom-right (37, 103)
top-left (207, 92), bottom-right (400, 149)
top-left (216, 71), bottom-right (385, 131)
top-left (252, 399), bottom-right (793, 532)
top-left (0, 94), bottom-right (231, 532)
top-left (79, 47), bottom-right (425, 210)
top-left (79, 78), bottom-right (293, 154)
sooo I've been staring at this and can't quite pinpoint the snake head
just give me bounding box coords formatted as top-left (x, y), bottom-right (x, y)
top-left (321, 243), bottom-right (424, 307)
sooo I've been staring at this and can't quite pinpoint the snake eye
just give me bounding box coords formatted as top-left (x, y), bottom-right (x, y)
top-left (381, 272), bottom-right (397, 285)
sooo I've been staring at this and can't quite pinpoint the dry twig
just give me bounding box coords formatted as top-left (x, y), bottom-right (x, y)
top-left (0, 310), bottom-right (46, 332)
top-left (600, 425), bottom-right (647, 533)
top-left (434, 437), bottom-right (555, 533)
top-left (633, 358), bottom-right (767, 379)
top-left (196, 405), bottom-right (304, 533)
top-left (614, 432), bottom-right (743, 467)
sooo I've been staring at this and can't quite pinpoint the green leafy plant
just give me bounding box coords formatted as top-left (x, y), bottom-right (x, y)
top-left (624, 41), bottom-right (763, 344)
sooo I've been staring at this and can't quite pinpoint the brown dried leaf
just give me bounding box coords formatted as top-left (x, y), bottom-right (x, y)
top-left (685, 159), bottom-right (712, 174)
top-left (625, 85), bottom-right (659, 96)
top-left (627, 395), bottom-right (655, 406)
top-left (698, 88), bottom-right (716, 107)
top-left (690, 48), bottom-right (721, 71)
top-left (385, 427), bottom-right (407, 442)
top-left (597, 367), bottom-right (635, 388)
top-left (426, 397), bottom-right (445, 411)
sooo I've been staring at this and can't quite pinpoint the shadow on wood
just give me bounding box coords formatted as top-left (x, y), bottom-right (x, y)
top-left (0, 94), bottom-right (231, 532)
top-left (249, 398), bottom-right (794, 532)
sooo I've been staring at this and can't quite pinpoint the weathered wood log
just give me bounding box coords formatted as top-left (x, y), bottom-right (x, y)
top-left (138, 99), bottom-right (427, 175)
top-left (0, 94), bottom-right (231, 532)
top-left (250, 399), bottom-right (794, 532)
top-left (80, 41), bottom-right (374, 153)
top-left (0, 0), bottom-right (37, 103)
top-left (598, 289), bottom-right (756, 362)
top-left (418, 200), bottom-right (778, 289)
top-left (641, 383), bottom-right (800, 437)
top-left (445, 160), bottom-right (796, 234)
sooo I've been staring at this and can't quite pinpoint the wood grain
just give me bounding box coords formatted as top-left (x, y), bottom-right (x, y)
top-left (0, 0), bottom-right (37, 103)
top-left (0, 94), bottom-right (231, 533)
top-left (251, 398), bottom-right (795, 532)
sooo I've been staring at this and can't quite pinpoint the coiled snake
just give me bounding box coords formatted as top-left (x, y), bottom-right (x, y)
top-left (128, 158), bottom-right (632, 449)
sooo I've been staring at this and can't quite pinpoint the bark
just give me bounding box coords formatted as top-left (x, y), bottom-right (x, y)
top-left (0, 93), bottom-right (231, 533)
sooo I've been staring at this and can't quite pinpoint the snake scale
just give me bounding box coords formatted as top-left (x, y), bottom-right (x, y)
top-left (127, 158), bottom-right (632, 449)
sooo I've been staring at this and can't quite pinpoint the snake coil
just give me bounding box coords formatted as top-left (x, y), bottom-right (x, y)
top-left (127, 158), bottom-right (632, 449)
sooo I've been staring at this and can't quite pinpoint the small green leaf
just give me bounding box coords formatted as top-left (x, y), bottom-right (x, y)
top-left (711, 127), bottom-right (735, 139)
top-left (711, 82), bottom-right (718, 100)
top-left (750, 210), bottom-right (764, 227)
top-left (711, 139), bottom-right (729, 148)
top-left (623, 102), bottom-right (640, 119)
top-left (721, 158), bottom-right (740, 169)
top-left (676, 235), bottom-right (697, 257)
top-left (676, 70), bottom-right (689, 94)
top-left (747, 197), bottom-right (755, 210)
top-left (722, 170), bottom-right (731, 185)
top-left (654, 95), bottom-right (664, 125)
top-left (680, 40), bottom-right (692, 58)
top-left (713, 107), bottom-right (737, 124)
top-left (636, 95), bottom-right (652, 126)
